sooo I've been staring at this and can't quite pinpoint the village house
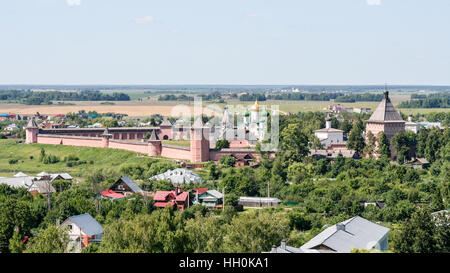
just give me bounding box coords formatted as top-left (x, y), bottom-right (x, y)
top-left (5, 123), bottom-right (19, 131)
top-left (300, 216), bottom-right (390, 253)
top-left (404, 158), bottom-right (430, 169)
top-left (109, 176), bottom-right (145, 196)
top-left (150, 168), bottom-right (202, 185)
top-left (0, 173), bottom-right (56, 195)
top-left (60, 213), bottom-right (103, 252)
top-left (194, 189), bottom-right (224, 210)
top-left (153, 187), bottom-right (189, 211)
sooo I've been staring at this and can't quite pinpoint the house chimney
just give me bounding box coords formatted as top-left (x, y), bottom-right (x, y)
top-left (408, 114), bottom-right (412, 122)
top-left (280, 239), bottom-right (286, 250)
top-left (325, 114), bottom-right (331, 129)
top-left (336, 223), bottom-right (345, 231)
top-left (272, 245), bottom-right (277, 253)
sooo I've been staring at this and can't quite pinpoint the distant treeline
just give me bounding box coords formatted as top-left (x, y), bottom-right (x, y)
top-left (239, 93), bottom-right (267, 101)
top-left (158, 91), bottom-right (227, 102)
top-left (0, 90), bottom-right (130, 105)
top-left (398, 96), bottom-right (450, 108)
top-left (411, 93), bottom-right (450, 100)
top-left (242, 92), bottom-right (383, 102)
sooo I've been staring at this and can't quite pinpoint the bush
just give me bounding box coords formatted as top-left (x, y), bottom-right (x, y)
top-left (8, 159), bottom-right (18, 164)
top-left (43, 155), bottom-right (60, 164)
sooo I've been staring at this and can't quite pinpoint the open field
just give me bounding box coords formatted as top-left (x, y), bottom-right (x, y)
top-left (1, 94), bottom-right (449, 117)
top-left (0, 139), bottom-right (173, 180)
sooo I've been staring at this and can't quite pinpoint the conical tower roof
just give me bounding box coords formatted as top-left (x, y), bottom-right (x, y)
top-left (193, 116), bottom-right (204, 128)
top-left (26, 118), bottom-right (38, 129)
top-left (368, 91), bottom-right (404, 122)
top-left (148, 130), bottom-right (160, 141)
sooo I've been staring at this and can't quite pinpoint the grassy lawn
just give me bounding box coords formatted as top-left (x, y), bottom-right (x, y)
top-left (0, 139), bottom-right (173, 180)
top-left (161, 139), bottom-right (191, 147)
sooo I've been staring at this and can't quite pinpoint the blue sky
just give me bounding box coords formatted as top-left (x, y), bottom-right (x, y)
top-left (1, 0), bottom-right (449, 85)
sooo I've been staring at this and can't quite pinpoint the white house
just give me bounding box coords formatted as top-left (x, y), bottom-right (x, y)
top-left (314, 114), bottom-right (344, 148)
top-left (405, 115), bottom-right (420, 134)
top-left (61, 213), bottom-right (103, 252)
top-left (5, 123), bottom-right (19, 131)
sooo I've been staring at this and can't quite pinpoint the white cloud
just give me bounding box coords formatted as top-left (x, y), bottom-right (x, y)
top-left (66, 0), bottom-right (81, 6)
top-left (134, 16), bottom-right (155, 24)
top-left (366, 0), bottom-right (381, 5)
top-left (246, 14), bottom-right (259, 18)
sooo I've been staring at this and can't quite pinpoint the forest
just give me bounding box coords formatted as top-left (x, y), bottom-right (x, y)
top-left (0, 90), bottom-right (130, 105)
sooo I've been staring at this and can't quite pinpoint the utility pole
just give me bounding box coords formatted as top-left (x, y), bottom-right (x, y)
top-left (222, 187), bottom-right (225, 211)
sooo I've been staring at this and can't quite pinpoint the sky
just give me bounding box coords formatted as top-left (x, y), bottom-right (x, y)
top-left (0, 0), bottom-right (450, 85)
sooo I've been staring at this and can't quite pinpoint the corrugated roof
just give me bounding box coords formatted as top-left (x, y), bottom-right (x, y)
top-left (368, 91), bottom-right (404, 122)
top-left (0, 177), bottom-right (34, 190)
top-left (119, 176), bottom-right (144, 193)
top-left (204, 190), bottom-right (223, 199)
top-left (67, 213), bottom-right (103, 236)
top-left (301, 216), bottom-right (390, 253)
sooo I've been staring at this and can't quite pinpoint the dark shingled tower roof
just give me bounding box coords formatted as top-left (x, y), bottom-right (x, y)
top-left (149, 130), bottom-right (160, 141)
top-left (368, 91), bottom-right (404, 122)
top-left (26, 118), bottom-right (38, 129)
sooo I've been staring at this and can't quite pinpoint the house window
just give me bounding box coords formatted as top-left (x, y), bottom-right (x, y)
top-left (68, 224), bottom-right (73, 231)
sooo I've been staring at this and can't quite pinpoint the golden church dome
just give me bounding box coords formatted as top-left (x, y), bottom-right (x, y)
top-left (250, 99), bottom-right (260, 112)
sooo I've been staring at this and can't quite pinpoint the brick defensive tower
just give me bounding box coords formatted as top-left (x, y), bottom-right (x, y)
top-left (25, 118), bottom-right (39, 144)
top-left (190, 117), bottom-right (210, 163)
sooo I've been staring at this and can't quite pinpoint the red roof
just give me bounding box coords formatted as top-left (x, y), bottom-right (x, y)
top-left (193, 188), bottom-right (208, 195)
top-left (101, 190), bottom-right (125, 199)
top-left (154, 201), bottom-right (174, 208)
top-left (175, 191), bottom-right (189, 202)
top-left (153, 191), bottom-right (174, 201)
top-left (29, 190), bottom-right (39, 196)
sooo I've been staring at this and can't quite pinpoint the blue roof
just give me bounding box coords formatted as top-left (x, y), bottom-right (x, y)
top-left (68, 213), bottom-right (103, 236)
top-left (0, 114), bottom-right (10, 117)
top-left (120, 176), bottom-right (144, 193)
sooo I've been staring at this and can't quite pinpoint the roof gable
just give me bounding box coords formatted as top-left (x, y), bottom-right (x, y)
top-left (112, 177), bottom-right (143, 193)
top-left (66, 213), bottom-right (103, 236)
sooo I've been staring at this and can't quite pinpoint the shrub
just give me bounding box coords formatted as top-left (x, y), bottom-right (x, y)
top-left (8, 159), bottom-right (18, 164)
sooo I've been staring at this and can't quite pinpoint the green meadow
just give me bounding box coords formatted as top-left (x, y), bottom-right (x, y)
top-left (0, 139), bottom-right (172, 180)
